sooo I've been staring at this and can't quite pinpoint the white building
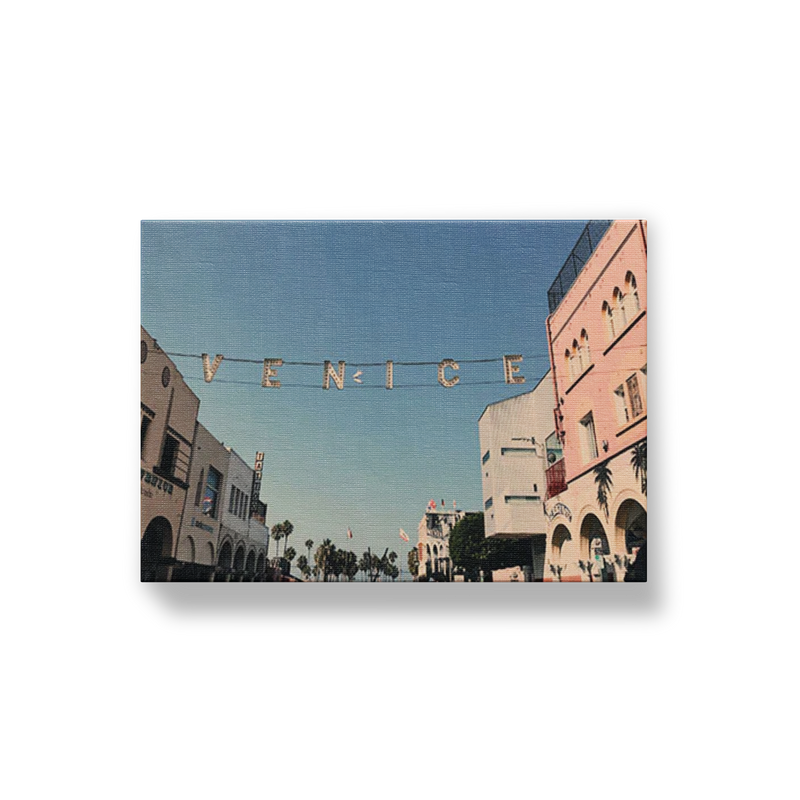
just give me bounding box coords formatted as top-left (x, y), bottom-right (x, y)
top-left (416, 502), bottom-right (465, 580)
top-left (477, 373), bottom-right (553, 581)
top-left (218, 446), bottom-right (269, 580)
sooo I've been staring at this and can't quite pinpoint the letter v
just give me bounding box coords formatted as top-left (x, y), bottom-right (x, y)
top-left (202, 354), bottom-right (224, 383)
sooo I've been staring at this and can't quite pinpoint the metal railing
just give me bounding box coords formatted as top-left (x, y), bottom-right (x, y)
top-left (545, 459), bottom-right (567, 499)
top-left (547, 220), bottom-right (612, 314)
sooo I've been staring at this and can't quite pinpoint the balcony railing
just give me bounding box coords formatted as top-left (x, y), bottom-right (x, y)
top-left (545, 459), bottom-right (567, 499)
top-left (547, 220), bottom-right (612, 314)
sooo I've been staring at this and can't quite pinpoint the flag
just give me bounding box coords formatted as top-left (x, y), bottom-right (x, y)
top-left (347, 528), bottom-right (353, 539)
top-left (399, 528), bottom-right (409, 542)
top-left (453, 500), bottom-right (456, 509)
top-left (428, 499), bottom-right (437, 510)
top-left (441, 499), bottom-right (445, 508)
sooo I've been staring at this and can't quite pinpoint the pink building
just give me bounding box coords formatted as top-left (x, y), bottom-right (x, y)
top-left (543, 220), bottom-right (647, 581)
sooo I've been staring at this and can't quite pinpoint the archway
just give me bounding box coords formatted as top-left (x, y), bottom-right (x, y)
top-left (215, 539), bottom-right (233, 582)
top-left (233, 545), bottom-right (246, 581)
top-left (245, 550), bottom-right (256, 581)
top-left (256, 553), bottom-right (265, 581)
top-left (615, 499), bottom-right (647, 555)
top-left (579, 514), bottom-right (613, 581)
top-left (141, 517), bottom-right (173, 582)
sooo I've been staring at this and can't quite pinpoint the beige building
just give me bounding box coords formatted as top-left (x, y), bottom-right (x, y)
top-left (478, 373), bottom-right (553, 581)
top-left (172, 422), bottom-right (229, 581)
top-left (140, 327), bottom-right (200, 581)
top-left (416, 503), bottom-right (464, 580)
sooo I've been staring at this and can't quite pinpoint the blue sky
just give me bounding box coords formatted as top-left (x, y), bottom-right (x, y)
top-left (141, 220), bottom-right (587, 571)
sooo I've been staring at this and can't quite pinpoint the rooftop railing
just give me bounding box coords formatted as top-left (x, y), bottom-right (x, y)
top-left (547, 220), bottom-right (612, 314)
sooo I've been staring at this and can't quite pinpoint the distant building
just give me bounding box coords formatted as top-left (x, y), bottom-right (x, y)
top-left (544, 220), bottom-right (647, 581)
top-left (478, 372), bottom-right (553, 581)
top-left (416, 502), bottom-right (464, 580)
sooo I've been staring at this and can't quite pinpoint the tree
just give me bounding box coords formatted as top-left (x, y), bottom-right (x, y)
top-left (315, 539), bottom-right (335, 582)
top-left (448, 513), bottom-right (487, 581)
top-left (358, 553), bottom-right (371, 582)
top-left (297, 554), bottom-right (309, 580)
top-left (408, 548), bottom-right (419, 578)
top-left (270, 524), bottom-right (283, 558)
top-left (305, 539), bottom-right (314, 562)
top-left (280, 520), bottom-right (295, 556)
top-left (631, 440), bottom-right (647, 496)
top-left (593, 460), bottom-right (614, 520)
top-left (284, 546), bottom-right (297, 566)
top-left (344, 550), bottom-right (358, 582)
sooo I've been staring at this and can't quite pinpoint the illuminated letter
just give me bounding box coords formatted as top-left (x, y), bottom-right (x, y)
top-left (503, 354), bottom-right (525, 384)
top-left (438, 359), bottom-right (460, 388)
top-left (385, 360), bottom-right (394, 390)
top-left (323, 360), bottom-right (346, 390)
top-left (201, 353), bottom-right (224, 383)
top-left (262, 359), bottom-right (283, 388)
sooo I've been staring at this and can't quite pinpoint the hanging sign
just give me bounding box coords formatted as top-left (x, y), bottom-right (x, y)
top-left (188, 352), bottom-right (527, 389)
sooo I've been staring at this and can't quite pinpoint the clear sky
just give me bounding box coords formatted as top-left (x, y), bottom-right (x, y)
top-left (141, 220), bottom-right (588, 570)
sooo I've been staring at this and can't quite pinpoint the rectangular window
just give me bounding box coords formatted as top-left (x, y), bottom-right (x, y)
top-left (482, 450), bottom-right (490, 464)
top-left (242, 495), bottom-right (249, 519)
top-left (504, 495), bottom-right (541, 503)
top-left (484, 497), bottom-right (493, 510)
top-left (627, 374), bottom-right (643, 418)
top-left (500, 448), bottom-right (537, 456)
top-left (229, 487), bottom-right (235, 514)
top-left (202, 467), bottom-right (222, 518)
top-left (580, 412), bottom-right (599, 463)
top-left (158, 434), bottom-right (179, 477)
top-left (141, 415), bottom-right (152, 458)
top-left (195, 468), bottom-right (205, 507)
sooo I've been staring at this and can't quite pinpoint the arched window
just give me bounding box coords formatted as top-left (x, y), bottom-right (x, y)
top-left (625, 272), bottom-right (640, 317)
top-left (613, 287), bottom-right (627, 329)
top-left (571, 340), bottom-right (579, 380)
top-left (602, 300), bottom-right (615, 341)
top-left (579, 329), bottom-right (591, 370)
top-left (564, 348), bottom-right (573, 381)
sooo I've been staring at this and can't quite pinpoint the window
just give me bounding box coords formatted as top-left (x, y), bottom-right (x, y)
top-left (140, 414), bottom-right (152, 457)
top-left (579, 412), bottom-right (599, 463)
top-left (614, 287), bottom-right (628, 329)
top-left (614, 365), bottom-right (647, 427)
top-left (484, 497), bottom-right (493, 510)
top-left (482, 450), bottom-right (490, 464)
top-left (229, 487), bottom-right (236, 514)
top-left (624, 272), bottom-right (640, 318)
top-left (602, 300), bottom-right (615, 341)
top-left (158, 434), bottom-right (179, 477)
top-left (501, 447), bottom-right (537, 456)
top-left (580, 330), bottom-right (591, 370)
top-left (504, 495), bottom-right (541, 503)
top-left (202, 467), bottom-right (222, 518)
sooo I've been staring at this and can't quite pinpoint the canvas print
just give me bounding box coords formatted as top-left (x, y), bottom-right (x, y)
top-left (141, 220), bottom-right (647, 582)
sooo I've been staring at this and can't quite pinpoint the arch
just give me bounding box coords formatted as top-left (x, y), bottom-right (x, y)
top-left (580, 329), bottom-right (591, 369)
top-left (217, 539), bottom-right (233, 568)
top-left (614, 498), bottom-right (647, 555)
top-left (205, 541), bottom-right (215, 565)
top-left (551, 524), bottom-right (571, 558)
top-left (181, 535), bottom-right (196, 564)
top-left (233, 545), bottom-right (246, 573)
top-left (141, 516), bottom-right (173, 582)
top-left (625, 271), bottom-right (640, 317)
top-left (602, 300), bottom-right (615, 340)
top-left (256, 553), bottom-right (265, 574)
top-left (613, 286), bottom-right (628, 328)
top-left (579, 513), bottom-right (613, 581)
top-left (245, 550), bottom-right (256, 579)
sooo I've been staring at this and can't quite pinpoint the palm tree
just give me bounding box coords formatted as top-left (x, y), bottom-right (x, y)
top-left (593, 460), bottom-right (614, 520)
top-left (578, 559), bottom-right (595, 582)
top-left (305, 539), bottom-right (314, 562)
top-left (284, 546), bottom-right (297, 567)
top-left (631, 440), bottom-right (647, 496)
top-left (297, 554), bottom-right (308, 578)
top-left (280, 520), bottom-right (294, 557)
top-left (270, 524), bottom-right (284, 558)
top-left (315, 539), bottom-right (334, 582)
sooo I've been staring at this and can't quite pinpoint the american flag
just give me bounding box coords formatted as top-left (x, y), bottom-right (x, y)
top-left (399, 528), bottom-right (409, 542)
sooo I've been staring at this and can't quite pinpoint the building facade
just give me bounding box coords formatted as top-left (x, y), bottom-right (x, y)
top-left (172, 422), bottom-right (229, 581)
top-left (141, 325), bottom-right (274, 582)
top-left (543, 220), bottom-right (647, 581)
top-left (478, 372), bottom-right (553, 581)
top-left (216, 446), bottom-right (270, 581)
top-left (416, 502), bottom-right (464, 580)
top-left (141, 327), bottom-right (200, 581)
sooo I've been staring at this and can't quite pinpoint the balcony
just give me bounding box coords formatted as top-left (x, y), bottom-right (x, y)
top-left (545, 459), bottom-right (567, 499)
